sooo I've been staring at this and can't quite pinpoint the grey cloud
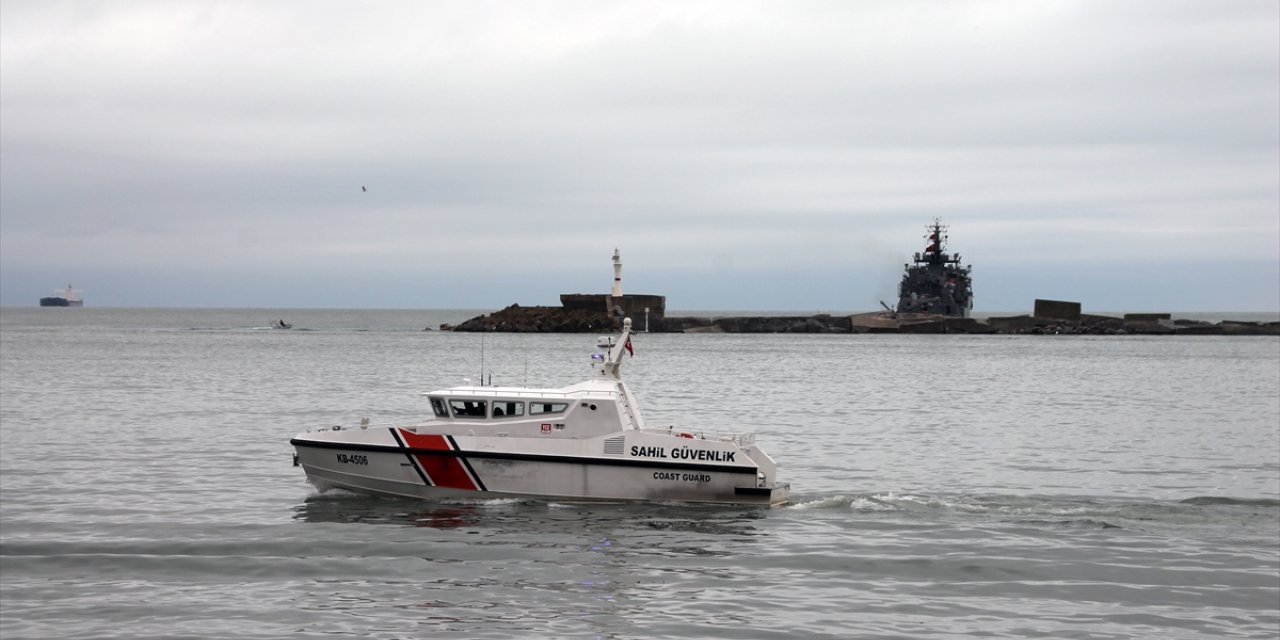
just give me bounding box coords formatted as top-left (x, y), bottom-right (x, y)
top-left (1, 0), bottom-right (1276, 310)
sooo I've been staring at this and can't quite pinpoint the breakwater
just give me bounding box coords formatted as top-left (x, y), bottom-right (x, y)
top-left (444, 305), bottom-right (1278, 335)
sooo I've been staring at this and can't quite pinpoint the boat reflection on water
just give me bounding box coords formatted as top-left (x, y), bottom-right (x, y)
top-left (289, 492), bottom-right (777, 636)
top-left (291, 493), bottom-right (481, 529)
top-left (291, 492), bottom-right (769, 541)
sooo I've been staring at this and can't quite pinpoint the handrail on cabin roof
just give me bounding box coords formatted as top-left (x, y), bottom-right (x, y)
top-left (421, 388), bottom-right (615, 400)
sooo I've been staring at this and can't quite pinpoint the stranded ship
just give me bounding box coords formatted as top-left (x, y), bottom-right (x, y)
top-left (896, 220), bottom-right (972, 317)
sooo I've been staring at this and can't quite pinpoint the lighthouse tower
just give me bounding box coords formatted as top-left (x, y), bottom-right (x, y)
top-left (559, 248), bottom-right (665, 331)
top-left (611, 248), bottom-right (623, 298)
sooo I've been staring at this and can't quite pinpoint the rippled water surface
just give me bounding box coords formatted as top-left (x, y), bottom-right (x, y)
top-left (2, 308), bottom-right (1278, 639)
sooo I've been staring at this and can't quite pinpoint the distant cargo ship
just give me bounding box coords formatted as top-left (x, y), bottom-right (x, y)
top-left (896, 219), bottom-right (972, 317)
top-left (39, 285), bottom-right (84, 307)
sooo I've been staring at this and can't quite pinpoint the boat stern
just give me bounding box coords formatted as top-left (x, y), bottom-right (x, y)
top-left (733, 479), bottom-right (790, 506)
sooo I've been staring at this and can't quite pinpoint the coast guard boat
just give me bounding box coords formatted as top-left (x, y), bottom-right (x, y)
top-left (290, 318), bottom-right (790, 506)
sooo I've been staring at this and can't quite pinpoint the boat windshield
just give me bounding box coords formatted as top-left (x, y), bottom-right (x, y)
top-left (449, 399), bottom-right (487, 418)
top-left (429, 397), bottom-right (449, 418)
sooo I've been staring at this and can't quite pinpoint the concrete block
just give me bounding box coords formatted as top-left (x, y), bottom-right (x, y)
top-left (1034, 299), bottom-right (1081, 321)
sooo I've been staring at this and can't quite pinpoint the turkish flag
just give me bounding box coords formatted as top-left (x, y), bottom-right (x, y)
top-left (624, 337), bottom-right (634, 357)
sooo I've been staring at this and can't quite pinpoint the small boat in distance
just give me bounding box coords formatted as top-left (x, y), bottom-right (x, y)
top-left (39, 285), bottom-right (84, 307)
top-left (290, 318), bottom-right (790, 506)
top-left (274, 320), bottom-right (292, 329)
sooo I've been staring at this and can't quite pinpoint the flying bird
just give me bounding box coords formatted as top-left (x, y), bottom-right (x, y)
top-left (362, 186), bottom-right (366, 192)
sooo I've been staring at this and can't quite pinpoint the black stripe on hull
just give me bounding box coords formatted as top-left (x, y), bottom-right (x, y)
top-left (389, 429), bottom-right (433, 486)
top-left (291, 438), bottom-right (758, 475)
top-left (446, 435), bottom-right (489, 492)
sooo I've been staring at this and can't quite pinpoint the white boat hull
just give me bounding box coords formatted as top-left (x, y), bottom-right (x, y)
top-left (292, 427), bottom-right (788, 506)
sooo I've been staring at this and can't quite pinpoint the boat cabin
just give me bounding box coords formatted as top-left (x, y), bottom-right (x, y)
top-left (429, 397), bottom-right (570, 420)
top-left (422, 380), bottom-right (646, 438)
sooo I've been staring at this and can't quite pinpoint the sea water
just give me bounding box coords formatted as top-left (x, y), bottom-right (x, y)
top-left (1, 308), bottom-right (1277, 639)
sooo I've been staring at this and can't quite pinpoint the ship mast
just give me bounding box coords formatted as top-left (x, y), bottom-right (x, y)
top-left (913, 218), bottom-right (964, 268)
top-left (599, 318), bottom-right (633, 379)
top-left (922, 218), bottom-right (945, 265)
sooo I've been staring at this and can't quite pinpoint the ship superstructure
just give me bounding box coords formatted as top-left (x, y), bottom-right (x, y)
top-left (896, 220), bottom-right (972, 317)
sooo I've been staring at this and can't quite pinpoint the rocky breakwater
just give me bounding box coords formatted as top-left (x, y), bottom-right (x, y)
top-left (982, 314), bottom-right (1279, 336)
top-left (446, 304), bottom-right (617, 333)
top-left (445, 305), bottom-right (1278, 335)
top-left (662, 314), bottom-right (851, 333)
top-left (848, 312), bottom-right (996, 334)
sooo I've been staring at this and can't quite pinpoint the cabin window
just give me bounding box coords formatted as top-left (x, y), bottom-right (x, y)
top-left (529, 402), bottom-right (569, 416)
top-left (491, 401), bottom-right (524, 418)
top-left (429, 397), bottom-right (449, 418)
top-left (449, 399), bottom-right (487, 418)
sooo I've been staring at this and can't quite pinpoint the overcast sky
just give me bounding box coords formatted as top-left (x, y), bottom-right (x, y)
top-left (2, 1), bottom-right (1277, 312)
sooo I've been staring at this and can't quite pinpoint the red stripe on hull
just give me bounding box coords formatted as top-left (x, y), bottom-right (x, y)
top-left (398, 430), bottom-right (478, 491)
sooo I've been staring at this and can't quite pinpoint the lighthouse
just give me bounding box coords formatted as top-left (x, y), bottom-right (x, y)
top-left (559, 249), bottom-right (666, 331)
top-left (611, 248), bottom-right (623, 298)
